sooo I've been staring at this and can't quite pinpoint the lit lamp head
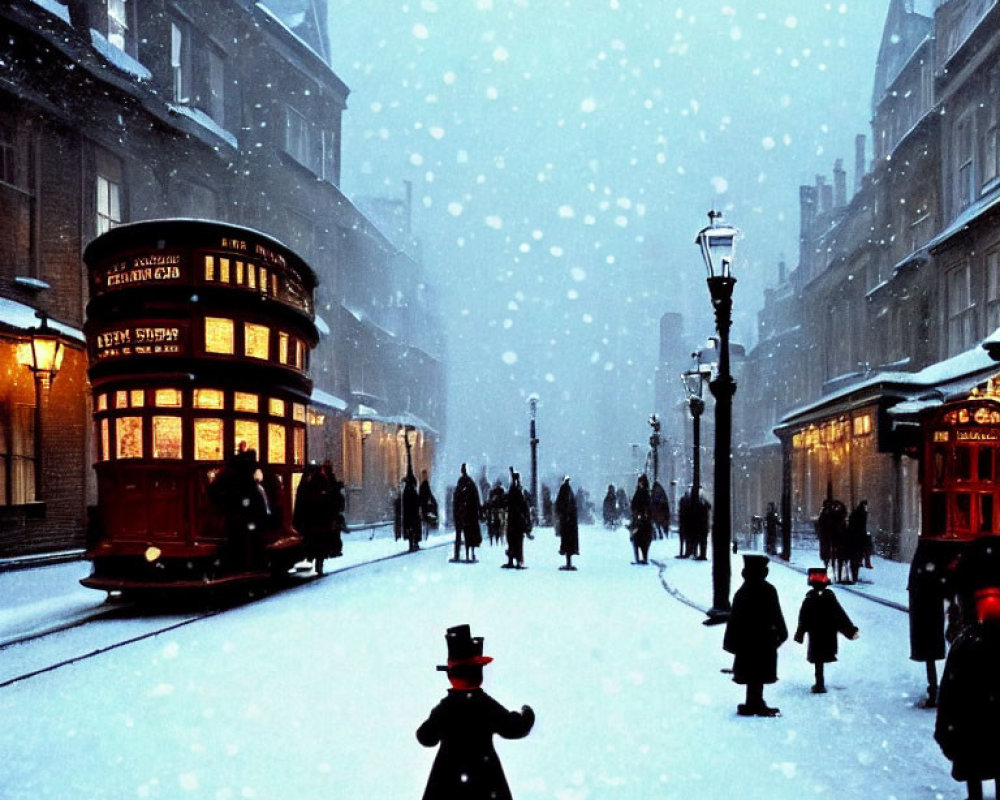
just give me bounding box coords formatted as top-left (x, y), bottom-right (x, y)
top-left (695, 210), bottom-right (740, 279)
top-left (16, 311), bottom-right (65, 389)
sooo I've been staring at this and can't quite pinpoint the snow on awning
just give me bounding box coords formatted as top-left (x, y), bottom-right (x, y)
top-left (310, 387), bottom-right (348, 412)
top-left (0, 297), bottom-right (85, 343)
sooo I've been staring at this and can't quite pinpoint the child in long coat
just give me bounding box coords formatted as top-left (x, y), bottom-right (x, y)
top-left (723, 553), bottom-right (788, 717)
top-left (793, 568), bottom-right (860, 693)
top-left (417, 625), bottom-right (535, 800)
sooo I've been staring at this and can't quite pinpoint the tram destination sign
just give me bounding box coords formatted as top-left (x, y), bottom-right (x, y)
top-left (92, 252), bottom-right (185, 294)
top-left (92, 323), bottom-right (189, 360)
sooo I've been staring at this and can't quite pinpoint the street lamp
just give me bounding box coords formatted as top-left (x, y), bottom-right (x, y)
top-left (528, 394), bottom-right (539, 524)
top-left (648, 413), bottom-right (661, 483)
top-left (16, 311), bottom-right (65, 500)
top-left (695, 210), bottom-right (740, 625)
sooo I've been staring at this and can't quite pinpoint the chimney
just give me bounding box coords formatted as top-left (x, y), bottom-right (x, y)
top-left (799, 185), bottom-right (817, 268)
top-left (833, 159), bottom-right (847, 208)
top-left (855, 134), bottom-right (867, 197)
top-left (817, 175), bottom-right (833, 214)
top-left (778, 259), bottom-right (787, 284)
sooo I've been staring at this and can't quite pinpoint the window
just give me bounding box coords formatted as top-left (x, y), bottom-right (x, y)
top-left (204, 317), bottom-right (234, 354)
top-left (235, 420), bottom-right (259, 454)
top-left (194, 419), bottom-right (223, 461)
top-left (116, 416), bottom-right (143, 459)
top-left (170, 21), bottom-right (190, 103)
top-left (155, 389), bottom-right (182, 407)
top-left (986, 122), bottom-right (1000, 187)
top-left (96, 175), bottom-right (122, 236)
top-left (108, 0), bottom-right (129, 51)
top-left (194, 388), bottom-right (224, 409)
top-left (947, 263), bottom-right (975, 355)
top-left (152, 416), bottom-right (182, 459)
top-left (1, 404), bottom-right (36, 504)
top-left (956, 115), bottom-right (975, 211)
top-left (268, 423), bottom-right (286, 464)
top-left (285, 106), bottom-right (321, 173)
top-left (987, 251), bottom-right (1000, 332)
top-left (234, 392), bottom-right (259, 413)
top-left (244, 322), bottom-right (270, 359)
top-left (0, 123), bottom-right (14, 185)
top-left (206, 47), bottom-right (225, 124)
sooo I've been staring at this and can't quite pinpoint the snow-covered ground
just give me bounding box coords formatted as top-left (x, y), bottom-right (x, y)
top-left (0, 525), bottom-right (976, 799)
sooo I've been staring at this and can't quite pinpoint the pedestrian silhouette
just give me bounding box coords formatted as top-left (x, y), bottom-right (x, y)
top-left (417, 624), bottom-right (535, 800)
top-left (555, 476), bottom-right (579, 570)
top-left (629, 474), bottom-right (653, 564)
top-left (451, 463), bottom-right (483, 563)
top-left (793, 567), bottom-right (859, 693)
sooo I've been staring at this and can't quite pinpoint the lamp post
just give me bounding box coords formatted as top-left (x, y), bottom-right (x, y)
top-left (681, 354), bottom-right (711, 505)
top-left (695, 210), bottom-right (740, 625)
top-left (528, 394), bottom-right (539, 524)
top-left (648, 413), bottom-right (661, 483)
top-left (16, 311), bottom-right (65, 500)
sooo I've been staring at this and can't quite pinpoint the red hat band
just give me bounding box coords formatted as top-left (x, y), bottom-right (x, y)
top-left (975, 587), bottom-right (1000, 623)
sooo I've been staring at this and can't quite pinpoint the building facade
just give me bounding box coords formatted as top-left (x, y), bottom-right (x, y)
top-left (0, 0), bottom-right (444, 556)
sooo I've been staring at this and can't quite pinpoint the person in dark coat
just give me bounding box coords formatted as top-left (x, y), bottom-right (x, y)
top-left (419, 469), bottom-right (439, 539)
top-left (554, 476), bottom-right (579, 570)
top-left (630, 474), bottom-right (653, 564)
top-left (764, 502), bottom-right (780, 557)
top-left (208, 446), bottom-right (269, 571)
top-left (651, 480), bottom-right (670, 540)
top-left (845, 500), bottom-right (869, 583)
top-left (487, 481), bottom-right (507, 546)
top-left (293, 463), bottom-right (336, 575)
top-left (452, 463), bottom-right (483, 563)
top-left (502, 470), bottom-right (530, 569)
top-left (935, 579), bottom-right (1000, 800)
top-left (723, 553), bottom-right (788, 717)
top-left (602, 485), bottom-right (618, 529)
top-left (417, 624), bottom-right (535, 800)
top-left (793, 567), bottom-right (860, 693)
top-left (693, 492), bottom-right (711, 560)
top-left (541, 484), bottom-right (553, 527)
top-left (402, 472), bottom-right (422, 552)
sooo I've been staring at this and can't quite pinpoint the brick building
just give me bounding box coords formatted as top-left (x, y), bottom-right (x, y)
top-left (0, 0), bottom-right (444, 556)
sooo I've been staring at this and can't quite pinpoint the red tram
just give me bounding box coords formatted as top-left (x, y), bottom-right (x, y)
top-left (80, 219), bottom-right (318, 594)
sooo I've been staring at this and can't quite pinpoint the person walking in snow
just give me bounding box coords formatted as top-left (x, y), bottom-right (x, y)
top-left (603, 484), bottom-right (619, 529)
top-left (793, 567), bottom-right (860, 693)
top-left (554, 476), bottom-right (579, 570)
top-left (630, 474), bottom-right (653, 564)
top-left (417, 624), bottom-right (535, 800)
top-left (419, 469), bottom-right (440, 540)
top-left (452, 463), bottom-right (483, 563)
top-left (723, 553), bottom-right (788, 717)
top-left (402, 471), bottom-right (422, 552)
top-left (502, 470), bottom-right (530, 569)
top-left (764, 501), bottom-right (780, 557)
top-left (845, 500), bottom-right (869, 583)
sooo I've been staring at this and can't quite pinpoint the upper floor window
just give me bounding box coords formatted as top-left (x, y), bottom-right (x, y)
top-left (285, 106), bottom-right (320, 174)
top-left (0, 123), bottom-right (15, 185)
top-left (96, 176), bottom-right (122, 236)
top-left (170, 21), bottom-right (190, 103)
top-left (108, 0), bottom-right (129, 52)
top-left (947, 262), bottom-right (975, 355)
top-left (988, 251), bottom-right (1000, 333)
top-left (956, 114), bottom-right (976, 211)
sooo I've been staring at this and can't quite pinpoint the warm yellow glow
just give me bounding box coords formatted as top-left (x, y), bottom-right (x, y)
top-left (234, 392), bottom-right (258, 413)
top-left (204, 255), bottom-right (215, 281)
top-left (130, 389), bottom-right (145, 408)
top-left (308, 408), bottom-right (326, 426)
top-left (15, 341), bottom-right (33, 367)
top-left (360, 420), bottom-right (373, 438)
top-left (194, 388), bottom-right (224, 409)
top-left (236, 260), bottom-right (245, 284)
top-left (293, 403), bottom-right (306, 423)
top-left (248, 261), bottom-right (257, 289)
top-left (116, 416), bottom-right (143, 459)
top-left (152, 416), bottom-right (182, 459)
top-left (268, 423), bottom-right (286, 463)
top-left (100, 419), bottom-right (109, 461)
top-left (219, 257), bottom-right (230, 283)
top-left (97, 394), bottom-right (108, 412)
top-left (205, 317), bottom-right (235, 354)
top-left (194, 418), bottom-right (224, 460)
top-left (293, 427), bottom-right (305, 464)
top-left (144, 546), bottom-right (162, 563)
top-left (244, 323), bottom-right (270, 359)
top-left (260, 266), bottom-right (268, 293)
top-left (269, 397), bottom-right (286, 417)
top-left (115, 390), bottom-right (128, 408)
top-left (279, 331), bottom-right (290, 364)
top-left (235, 419), bottom-right (259, 454)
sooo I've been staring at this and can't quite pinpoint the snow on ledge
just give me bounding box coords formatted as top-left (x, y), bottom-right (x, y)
top-left (89, 29), bottom-right (152, 81)
top-left (167, 104), bottom-right (238, 150)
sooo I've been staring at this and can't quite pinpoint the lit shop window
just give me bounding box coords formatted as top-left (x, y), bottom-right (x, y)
top-left (279, 331), bottom-right (290, 364)
top-left (235, 420), bottom-right (259, 455)
top-left (155, 388), bottom-right (182, 407)
top-left (116, 416), bottom-right (143, 459)
top-left (194, 388), bottom-right (225, 409)
top-left (269, 398), bottom-right (286, 417)
top-left (234, 392), bottom-right (259, 413)
top-left (244, 323), bottom-right (270, 359)
top-left (853, 414), bottom-right (872, 437)
top-left (194, 418), bottom-right (223, 461)
top-left (268, 423), bottom-right (286, 464)
top-left (293, 404), bottom-right (306, 423)
top-left (205, 317), bottom-right (235, 354)
top-left (293, 427), bottom-right (305, 464)
top-left (100, 419), bottom-right (110, 461)
top-left (97, 394), bottom-right (108, 412)
top-left (152, 416), bottom-right (182, 459)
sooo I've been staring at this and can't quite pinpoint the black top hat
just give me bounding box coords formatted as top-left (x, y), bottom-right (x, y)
top-left (436, 624), bottom-right (494, 671)
top-left (741, 553), bottom-right (769, 577)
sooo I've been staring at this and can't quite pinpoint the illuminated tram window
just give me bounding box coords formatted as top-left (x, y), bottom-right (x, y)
top-left (244, 323), bottom-right (270, 360)
top-left (268, 423), bottom-right (286, 464)
top-left (269, 398), bottom-right (286, 417)
top-left (234, 392), bottom-right (259, 413)
top-left (116, 416), bottom-right (143, 459)
top-left (97, 394), bottom-right (108, 412)
top-left (293, 403), bottom-right (306, 423)
top-left (235, 260), bottom-right (244, 285)
top-left (248, 261), bottom-right (257, 289)
top-left (293, 427), bottom-right (305, 464)
top-left (204, 255), bottom-right (215, 281)
top-left (152, 416), bottom-right (183, 459)
top-left (295, 340), bottom-right (305, 369)
top-left (100, 418), bottom-right (109, 461)
top-left (271, 274), bottom-right (279, 295)
top-left (115, 390), bottom-right (128, 408)
top-left (279, 331), bottom-right (290, 363)
top-left (219, 257), bottom-right (230, 283)
top-left (260, 266), bottom-right (268, 293)
top-left (205, 317), bottom-right (235, 354)
top-left (234, 419), bottom-right (259, 454)
top-left (194, 418), bottom-right (224, 461)
top-left (130, 390), bottom-right (144, 407)
top-left (194, 388), bottom-right (225, 409)
top-left (155, 388), bottom-right (183, 407)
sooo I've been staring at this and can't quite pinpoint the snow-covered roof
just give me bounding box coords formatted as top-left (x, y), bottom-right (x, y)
top-left (0, 297), bottom-right (85, 343)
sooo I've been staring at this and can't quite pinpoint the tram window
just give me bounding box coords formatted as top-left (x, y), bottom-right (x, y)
top-left (235, 260), bottom-right (245, 285)
top-left (204, 255), bottom-right (215, 281)
top-left (194, 418), bottom-right (223, 460)
top-left (293, 403), bottom-right (306, 423)
top-left (155, 388), bottom-right (182, 407)
top-left (244, 323), bottom-right (270, 360)
top-left (293, 427), bottom-right (305, 464)
top-left (260, 266), bottom-right (268, 293)
top-left (248, 261), bottom-right (257, 289)
top-left (294, 339), bottom-right (305, 369)
top-left (219, 257), bottom-right (230, 283)
top-left (100, 419), bottom-right (110, 461)
top-left (234, 419), bottom-right (259, 454)
top-left (205, 317), bottom-right (235, 354)
top-left (234, 392), bottom-right (258, 413)
top-left (955, 446), bottom-right (972, 481)
top-left (956, 493), bottom-right (972, 530)
top-left (116, 416), bottom-right (143, 459)
top-left (929, 492), bottom-right (947, 535)
top-left (933, 447), bottom-right (947, 487)
top-left (115, 390), bottom-right (129, 408)
top-left (194, 388), bottom-right (224, 409)
top-left (269, 398), bottom-right (286, 417)
top-left (980, 447), bottom-right (995, 482)
top-left (97, 394), bottom-right (108, 412)
top-left (981, 494), bottom-right (995, 533)
top-left (279, 331), bottom-right (290, 363)
top-left (271, 274), bottom-right (279, 295)
top-left (152, 416), bottom-right (183, 459)
top-left (268, 423), bottom-right (286, 464)
top-left (130, 390), bottom-right (144, 408)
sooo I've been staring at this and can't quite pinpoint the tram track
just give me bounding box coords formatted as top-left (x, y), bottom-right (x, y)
top-left (0, 540), bottom-right (449, 690)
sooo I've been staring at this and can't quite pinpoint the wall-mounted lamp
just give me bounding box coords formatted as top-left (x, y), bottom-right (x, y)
top-left (16, 311), bottom-right (65, 389)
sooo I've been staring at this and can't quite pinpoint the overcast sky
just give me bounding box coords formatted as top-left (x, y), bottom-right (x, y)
top-left (327, 1), bottom-right (889, 493)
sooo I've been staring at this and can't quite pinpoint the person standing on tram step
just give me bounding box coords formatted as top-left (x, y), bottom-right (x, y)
top-left (555, 476), bottom-right (579, 570)
top-left (416, 624), bottom-right (535, 800)
top-left (452, 463), bottom-right (483, 563)
top-left (629, 474), bottom-right (653, 564)
top-left (209, 446), bottom-right (269, 572)
top-left (293, 463), bottom-right (336, 575)
top-left (502, 470), bottom-right (530, 569)
top-left (403, 471), bottom-right (422, 552)
top-left (793, 567), bottom-right (859, 693)
top-left (935, 535), bottom-right (1000, 800)
top-left (723, 553), bottom-right (788, 717)
top-left (419, 469), bottom-right (440, 540)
